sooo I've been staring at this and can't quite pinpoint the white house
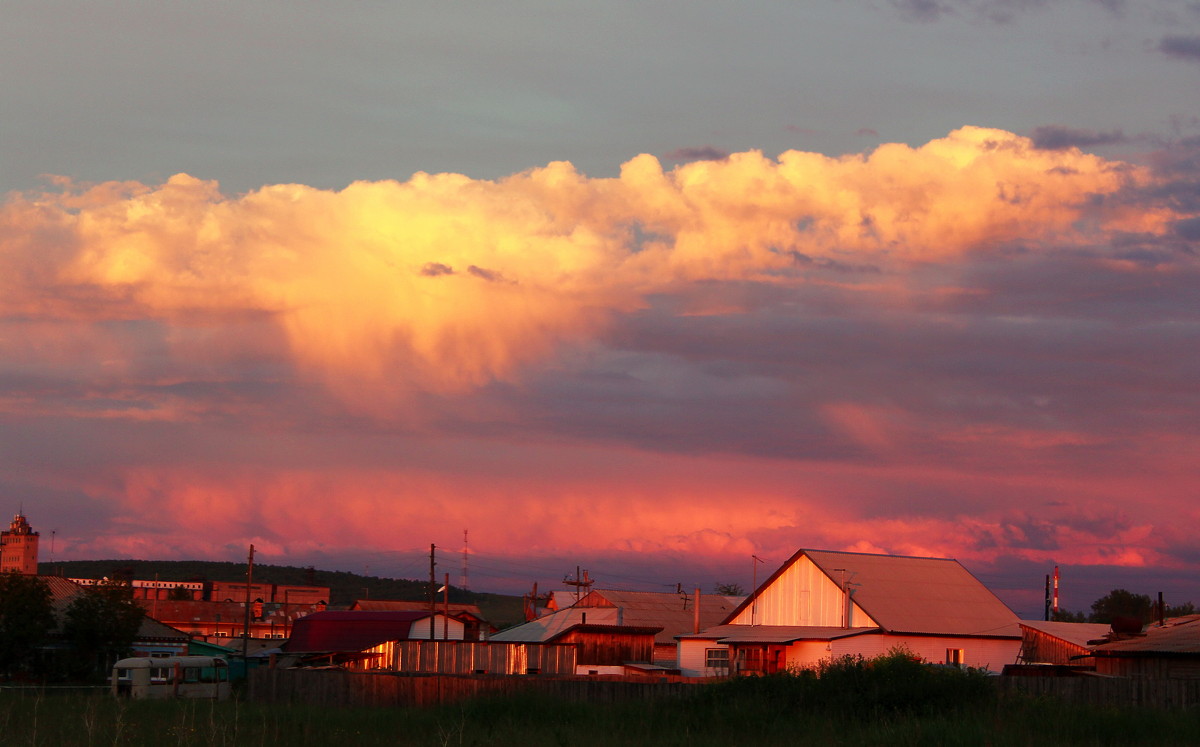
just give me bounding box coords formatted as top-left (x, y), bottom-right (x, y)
top-left (678, 549), bottom-right (1022, 676)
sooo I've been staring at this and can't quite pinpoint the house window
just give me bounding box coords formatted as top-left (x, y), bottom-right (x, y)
top-left (705, 648), bottom-right (730, 671)
top-left (946, 648), bottom-right (965, 667)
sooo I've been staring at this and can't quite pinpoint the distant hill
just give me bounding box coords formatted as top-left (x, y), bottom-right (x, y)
top-left (40, 559), bottom-right (526, 629)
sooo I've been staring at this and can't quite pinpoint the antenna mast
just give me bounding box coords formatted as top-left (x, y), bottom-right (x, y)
top-left (461, 529), bottom-right (469, 591)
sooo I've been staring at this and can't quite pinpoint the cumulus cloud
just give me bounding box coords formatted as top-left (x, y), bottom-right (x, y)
top-left (1, 127), bottom-right (1165, 407)
top-left (3, 127), bottom-right (1198, 600)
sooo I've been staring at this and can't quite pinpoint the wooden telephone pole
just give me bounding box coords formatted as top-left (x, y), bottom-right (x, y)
top-left (562, 566), bottom-right (593, 603)
top-left (242, 544), bottom-right (255, 660)
top-left (428, 544), bottom-right (436, 640)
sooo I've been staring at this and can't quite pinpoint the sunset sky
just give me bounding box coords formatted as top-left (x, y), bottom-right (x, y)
top-left (2, 2), bottom-right (1198, 618)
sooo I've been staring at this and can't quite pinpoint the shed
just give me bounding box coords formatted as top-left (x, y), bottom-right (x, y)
top-left (1090, 615), bottom-right (1200, 679)
top-left (679, 548), bottom-right (1021, 676)
top-left (1016, 620), bottom-right (1110, 667)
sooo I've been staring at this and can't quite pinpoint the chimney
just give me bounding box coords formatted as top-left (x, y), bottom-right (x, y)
top-left (693, 587), bottom-right (701, 634)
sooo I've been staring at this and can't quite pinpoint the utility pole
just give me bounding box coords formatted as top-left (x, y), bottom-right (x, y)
top-left (429, 544), bottom-right (436, 640)
top-left (461, 529), bottom-right (469, 591)
top-left (523, 581), bottom-right (539, 621)
top-left (1044, 574), bottom-right (1051, 621)
top-left (562, 566), bottom-right (593, 603)
top-left (443, 572), bottom-right (450, 640)
top-left (243, 544), bottom-right (255, 661)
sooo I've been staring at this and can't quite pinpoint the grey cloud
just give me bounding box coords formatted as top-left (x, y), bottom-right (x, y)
top-left (1030, 125), bottom-right (1127, 151)
top-left (1160, 35), bottom-right (1200, 63)
top-left (467, 265), bottom-right (502, 282)
top-left (663, 146), bottom-right (729, 163)
top-left (421, 262), bottom-right (455, 277)
top-left (888, 0), bottom-right (1125, 24)
top-left (889, 0), bottom-right (954, 22)
top-left (1175, 217), bottom-right (1200, 240)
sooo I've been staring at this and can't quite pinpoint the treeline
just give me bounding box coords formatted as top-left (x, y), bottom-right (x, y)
top-left (40, 559), bottom-right (525, 628)
top-left (0, 575), bottom-right (141, 682)
top-left (1052, 588), bottom-right (1196, 624)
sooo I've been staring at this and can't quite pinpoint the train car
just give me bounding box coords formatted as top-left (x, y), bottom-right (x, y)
top-left (111, 655), bottom-right (231, 699)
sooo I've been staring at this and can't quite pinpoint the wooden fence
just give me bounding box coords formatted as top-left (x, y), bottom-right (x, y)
top-left (351, 640), bottom-right (577, 675)
top-left (997, 676), bottom-right (1200, 709)
top-left (249, 668), bottom-right (700, 707)
top-left (250, 669), bottom-right (1200, 710)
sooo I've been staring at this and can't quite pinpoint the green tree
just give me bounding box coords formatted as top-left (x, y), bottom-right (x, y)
top-left (1088, 589), bottom-right (1155, 624)
top-left (63, 581), bottom-right (144, 679)
top-left (714, 583), bottom-right (745, 596)
top-left (1167, 601), bottom-right (1197, 617)
top-left (1050, 608), bottom-right (1087, 623)
top-left (0, 573), bottom-right (55, 679)
top-left (167, 585), bottom-right (193, 601)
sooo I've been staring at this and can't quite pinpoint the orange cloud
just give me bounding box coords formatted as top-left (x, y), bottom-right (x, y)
top-left (0, 127), bottom-right (1179, 409)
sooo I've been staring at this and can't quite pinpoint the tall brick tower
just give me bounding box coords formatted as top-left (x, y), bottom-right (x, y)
top-left (0, 513), bottom-right (39, 575)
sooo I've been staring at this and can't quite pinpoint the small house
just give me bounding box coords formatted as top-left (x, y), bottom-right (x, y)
top-left (678, 548), bottom-right (1021, 675)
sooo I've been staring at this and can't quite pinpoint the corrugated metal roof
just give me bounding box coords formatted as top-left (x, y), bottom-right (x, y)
top-left (283, 610), bottom-right (431, 652)
top-left (679, 624), bottom-right (880, 644)
top-left (1092, 615), bottom-right (1200, 656)
top-left (1019, 620), bottom-right (1111, 648)
top-left (136, 599), bottom-right (248, 622)
top-left (578, 589), bottom-right (741, 645)
top-left (727, 549), bottom-right (1020, 638)
top-left (136, 616), bottom-right (190, 642)
top-left (491, 607), bottom-right (620, 643)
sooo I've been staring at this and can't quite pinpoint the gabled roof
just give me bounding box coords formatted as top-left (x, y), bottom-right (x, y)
top-left (576, 589), bottom-right (742, 646)
top-left (1092, 615), bottom-right (1200, 657)
top-left (136, 616), bottom-right (190, 643)
top-left (727, 549), bottom-right (1020, 638)
top-left (679, 624), bottom-right (880, 644)
top-left (283, 610), bottom-right (443, 652)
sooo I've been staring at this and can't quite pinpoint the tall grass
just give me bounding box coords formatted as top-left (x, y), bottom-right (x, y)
top-left (0, 651), bottom-right (1196, 746)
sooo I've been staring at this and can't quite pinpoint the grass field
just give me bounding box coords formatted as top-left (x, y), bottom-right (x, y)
top-left (2, 654), bottom-right (1197, 746)
top-left (1, 687), bottom-right (1197, 746)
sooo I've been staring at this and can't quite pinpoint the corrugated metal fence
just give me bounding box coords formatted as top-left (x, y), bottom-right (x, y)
top-left (250, 668), bottom-right (699, 707)
top-left (351, 640), bottom-right (577, 675)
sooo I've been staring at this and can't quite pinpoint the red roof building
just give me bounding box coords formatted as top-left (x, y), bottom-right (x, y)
top-left (283, 610), bottom-right (465, 653)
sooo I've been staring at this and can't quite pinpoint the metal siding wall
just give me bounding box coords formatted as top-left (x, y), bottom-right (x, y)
top-left (678, 639), bottom-right (724, 677)
top-left (828, 634), bottom-right (1019, 670)
top-left (730, 556), bottom-right (876, 628)
top-left (784, 641), bottom-right (830, 669)
top-left (407, 617), bottom-right (466, 641)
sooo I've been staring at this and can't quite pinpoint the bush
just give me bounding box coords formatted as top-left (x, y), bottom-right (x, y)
top-left (695, 648), bottom-right (994, 720)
